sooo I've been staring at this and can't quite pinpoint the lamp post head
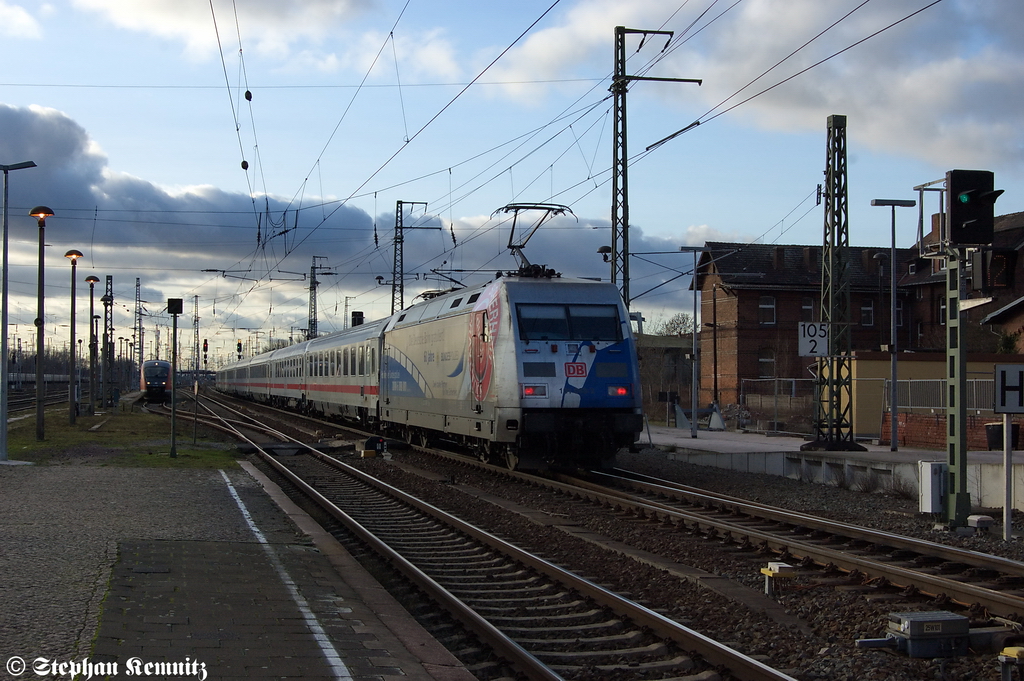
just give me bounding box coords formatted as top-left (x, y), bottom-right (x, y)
top-left (65, 249), bottom-right (83, 263)
top-left (85, 275), bottom-right (99, 287)
top-left (29, 206), bottom-right (54, 225)
top-left (870, 199), bottom-right (916, 208)
top-left (0, 161), bottom-right (36, 172)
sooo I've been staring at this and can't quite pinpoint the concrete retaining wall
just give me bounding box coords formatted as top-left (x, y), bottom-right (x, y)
top-left (664, 448), bottom-right (1024, 512)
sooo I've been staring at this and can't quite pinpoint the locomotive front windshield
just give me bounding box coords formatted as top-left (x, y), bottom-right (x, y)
top-left (517, 304), bottom-right (621, 341)
top-left (145, 365), bottom-right (169, 382)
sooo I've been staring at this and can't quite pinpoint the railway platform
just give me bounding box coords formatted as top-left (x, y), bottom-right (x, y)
top-left (0, 459), bottom-right (473, 681)
top-left (642, 423), bottom-right (1024, 511)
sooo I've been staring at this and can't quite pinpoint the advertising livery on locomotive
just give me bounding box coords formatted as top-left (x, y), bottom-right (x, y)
top-left (216, 273), bottom-right (643, 470)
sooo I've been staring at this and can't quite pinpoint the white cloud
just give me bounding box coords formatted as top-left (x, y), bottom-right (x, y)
top-left (70, 0), bottom-right (374, 57)
top-left (682, 223), bottom-right (759, 247)
top-left (485, 0), bottom-right (667, 98)
top-left (489, 0), bottom-right (1024, 169)
top-left (0, 1), bottom-right (42, 38)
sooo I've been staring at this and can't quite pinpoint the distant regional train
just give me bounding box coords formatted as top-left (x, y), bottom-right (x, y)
top-left (216, 272), bottom-right (643, 470)
top-left (141, 360), bottom-right (172, 402)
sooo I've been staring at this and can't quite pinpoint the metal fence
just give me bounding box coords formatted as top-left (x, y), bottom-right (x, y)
top-left (739, 378), bottom-right (999, 434)
top-left (888, 378), bottom-right (995, 414)
top-left (739, 378), bottom-right (816, 433)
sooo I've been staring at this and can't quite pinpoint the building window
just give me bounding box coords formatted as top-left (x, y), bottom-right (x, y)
top-left (801, 297), bottom-right (815, 322)
top-left (758, 296), bottom-right (776, 326)
top-left (861, 298), bottom-right (875, 327)
top-left (758, 348), bottom-right (776, 378)
top-left (938, 297), bottom-right (946, 326)
top-left (896, 299), bottom-right (904, 328)
top-left (908, 262), bottom-right (917, 275)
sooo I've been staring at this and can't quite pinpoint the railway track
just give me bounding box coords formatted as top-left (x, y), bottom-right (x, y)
top-left (195, 391), bottom-right (1024, 621)
top-left (545, 468), bottom-right (1024, 620)
top-left (7, 386), bottom-right (85, 413)
top-left (192, 393), bottom-right (798, 681)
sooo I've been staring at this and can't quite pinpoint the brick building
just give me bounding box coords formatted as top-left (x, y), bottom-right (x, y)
top-left (694, 212), bottom-right (1024, 420)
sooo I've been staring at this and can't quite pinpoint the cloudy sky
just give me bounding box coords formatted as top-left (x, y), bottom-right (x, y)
top-left (0, 0), bottom-right (1020, 365)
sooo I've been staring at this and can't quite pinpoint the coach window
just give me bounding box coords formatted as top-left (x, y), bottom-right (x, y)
top-left (368, 347), bottom-right (376, 375)
top-left (349, 346), bottom-right (356, 375)
top-left (358, 346), bottom-right (366, 375)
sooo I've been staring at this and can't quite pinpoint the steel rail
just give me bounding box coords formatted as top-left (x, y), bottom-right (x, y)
top-left (196, 399), bottom-right (562, 681)
top-left (602, 468), bottom-right (1024, 577)
top-left (200, 397), bottom-right (796, 681)
top-left (533, 471), bottom-right (1024, 617)
top-left (295, 448), bottom-right (797, 681)
top-left (203, 394), bottom-right (1024, 616)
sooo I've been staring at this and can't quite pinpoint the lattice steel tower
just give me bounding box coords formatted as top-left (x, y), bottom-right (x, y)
top-left (192, 295), bottom-right (199, 381)
top-left (392, 200), bottom-right (431, 314)
top-left (306, 256), bottom-right (333, 340)
top-left (610, 26), bottom-right (700, 308)
top-left (805, 115), bottom-right (864, 451)
top-left (135, 277), bottom-right (143, 384)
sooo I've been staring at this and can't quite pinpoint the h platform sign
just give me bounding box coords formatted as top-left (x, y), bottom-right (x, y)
top-left (994, 365), bottom-right (1024, 414)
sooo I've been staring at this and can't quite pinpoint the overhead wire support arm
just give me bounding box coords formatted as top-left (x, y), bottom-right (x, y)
top-left (621, 75), bottom-right (704, 85)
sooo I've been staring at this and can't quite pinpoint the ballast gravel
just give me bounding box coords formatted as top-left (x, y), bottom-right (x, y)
top-left (352, 446), bottom-right (1024, 681)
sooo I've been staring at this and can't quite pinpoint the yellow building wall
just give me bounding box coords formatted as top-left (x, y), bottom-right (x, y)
top-left (850, 352), bottom-right (1024, 439)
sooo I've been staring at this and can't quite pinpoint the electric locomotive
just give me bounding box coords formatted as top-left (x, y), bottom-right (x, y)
top-left (141, 359), bottom-right (172, 402)
top-left (216, 272), bottom-right (643, 470)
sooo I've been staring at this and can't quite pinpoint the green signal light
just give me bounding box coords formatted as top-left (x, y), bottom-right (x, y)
top-left (958, 192), bottom-right (972, 204)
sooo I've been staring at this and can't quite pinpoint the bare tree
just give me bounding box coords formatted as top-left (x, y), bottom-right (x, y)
top-left (647, 312), bottom-right (694, 336)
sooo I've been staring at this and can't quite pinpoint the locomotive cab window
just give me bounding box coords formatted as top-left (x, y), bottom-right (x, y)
top-left (567, 305), bottom-right (620, 340)
top-left (517, 304), bottom-right (621, 341)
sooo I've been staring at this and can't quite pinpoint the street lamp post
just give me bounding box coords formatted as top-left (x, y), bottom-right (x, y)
top-left (85, 276), bottom-right (99, 415)
top-left (30, 206), bottom-right (53, 441)
top-left (100, 293), bottom-right (111, 407)
top-left (65, 250), bottom-right (83, 424)
top-left (871, 198), bottom-right (916, 452)
top-left (0, 160), bottom-right (36, 461)
top-left (168, 298), bottom-right (183, 458)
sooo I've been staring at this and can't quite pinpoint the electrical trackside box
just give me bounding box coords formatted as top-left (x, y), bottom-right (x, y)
top-left (887, 611), bottom-right (970, 658)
